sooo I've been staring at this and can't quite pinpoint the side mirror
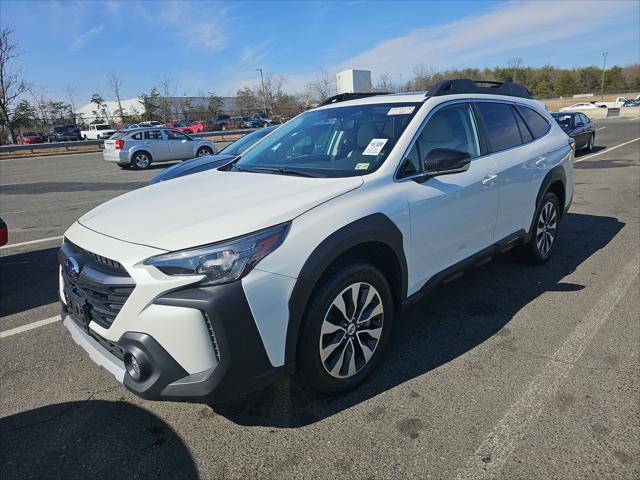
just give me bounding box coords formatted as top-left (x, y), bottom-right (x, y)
top-left (423, 148), bottom-right (471, 176)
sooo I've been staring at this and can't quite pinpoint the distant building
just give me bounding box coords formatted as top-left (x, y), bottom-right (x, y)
top-left (76, 96), bottom-right (237, 123)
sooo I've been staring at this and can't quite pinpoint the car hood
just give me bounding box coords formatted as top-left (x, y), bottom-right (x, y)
top-left (150, 154), bottom-right (235, 184)
top-left (79, 169), bottom-right (363, 251)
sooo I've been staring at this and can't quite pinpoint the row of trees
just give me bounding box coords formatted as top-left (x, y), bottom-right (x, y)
top-left (397, 62), bottom-right (639, 98)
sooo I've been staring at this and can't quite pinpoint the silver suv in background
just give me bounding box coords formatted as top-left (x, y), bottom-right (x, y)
top-left (103, 128), bottom-right (217, 169)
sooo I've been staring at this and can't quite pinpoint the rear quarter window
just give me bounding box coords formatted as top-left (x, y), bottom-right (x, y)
top-left (476, 102), bottom-right (522, 152)
top-left (131, 133), bottom-right (142, 140)
top-left (516, 105), bottom-right (550, 139)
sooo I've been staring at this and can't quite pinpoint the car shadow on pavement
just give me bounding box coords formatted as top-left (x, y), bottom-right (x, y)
top-left (212, 212), bottom-right (625, 428)
top-left (575, 145), bottom-right (605, 158)
top-left (0, 400), bottom-right (197, 480)
top-left (0, 247), bottom-right (59, 318)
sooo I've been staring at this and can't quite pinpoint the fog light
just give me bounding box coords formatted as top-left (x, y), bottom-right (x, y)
top-left (125, 353), bottom-right (142, 381)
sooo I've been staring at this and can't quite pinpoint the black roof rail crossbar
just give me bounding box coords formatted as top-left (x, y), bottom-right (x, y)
top-left (319, 92), bottom-right (389, 106)
top-left (426, 79), bottom-right (533, 99)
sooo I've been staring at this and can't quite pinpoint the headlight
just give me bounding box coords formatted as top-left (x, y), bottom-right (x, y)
top-left (143, 222), bottom-right (290, 286)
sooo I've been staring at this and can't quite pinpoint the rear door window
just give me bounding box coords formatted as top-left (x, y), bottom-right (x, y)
top-left (516, 105), bottom-right (550, 139)
top-left (512, 107), bottom-right (533, 143)
top-left (144, 130), bottom-right (163, 140)
top-left (475, 102), bottom-right (522, 152)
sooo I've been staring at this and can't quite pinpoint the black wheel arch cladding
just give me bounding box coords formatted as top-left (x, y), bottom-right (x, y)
top-left (285, 213), bottom-right (407, 365)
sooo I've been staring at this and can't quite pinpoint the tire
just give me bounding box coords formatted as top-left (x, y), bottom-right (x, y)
top-left (131, 151), bottom-right (152, 170)
top-left (83, 135), bottom-right (88, 140)
top-left (515, 191), bottom-right (561, 265)
top-left (297, 262), bottom-right (394, 393)
top-left (196, 146), bottom-right (213, 157)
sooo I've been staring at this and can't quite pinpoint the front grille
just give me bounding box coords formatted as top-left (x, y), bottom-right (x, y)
top-left (60, 239), bottom-right (135, 330)
top-left (89, 330), bottom-right (125, 361)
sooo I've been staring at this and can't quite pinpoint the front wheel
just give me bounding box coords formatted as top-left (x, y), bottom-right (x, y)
top-left (297, 263), bottom-right (394, 393)
top-left (131, 151), bottom-right (152, 170)
top-left (515, 191), bottom-right (560, 265)
top-left (196, 146), bottom-right (213, 157)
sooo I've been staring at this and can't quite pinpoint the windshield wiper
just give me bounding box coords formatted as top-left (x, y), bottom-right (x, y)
top-left (251, 166), bottom-right (317, 177)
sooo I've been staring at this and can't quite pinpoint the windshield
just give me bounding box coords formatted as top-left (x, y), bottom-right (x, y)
top-left (233, 103), bottom-right (420, 177)
top-left (221, 127), bottom-right (274, 156)
top-left (22, 131), bottom-right (37, 136)
top-left (552, 114), bottom-right (573, 132)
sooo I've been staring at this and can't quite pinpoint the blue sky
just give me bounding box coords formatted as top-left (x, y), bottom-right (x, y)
top-left (2, 0), bottom-right (639, 105)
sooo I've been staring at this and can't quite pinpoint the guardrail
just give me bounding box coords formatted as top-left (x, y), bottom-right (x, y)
top-left (0, 128), bottom-right (258, 155)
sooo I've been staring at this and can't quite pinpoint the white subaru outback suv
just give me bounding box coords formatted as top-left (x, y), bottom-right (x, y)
top-left (59, 79), bottom-right (574, 402)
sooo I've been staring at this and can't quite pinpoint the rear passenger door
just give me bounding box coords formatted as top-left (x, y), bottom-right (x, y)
top-left (143, 129), bottom-right (170, 161)
top-left (398, 102), bottom-right (499, 289)
top-left (475, 102), bottom-right (551, 241)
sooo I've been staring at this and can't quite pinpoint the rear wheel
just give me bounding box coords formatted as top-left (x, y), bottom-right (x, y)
top-left (515, 191), bottom-right (560, 265)
top-left (131, 151), bottom-right (152, 170)
top-left (196, 146), bottom-right (213, 157)
top-left (297, 262), bottom-right (394, 393)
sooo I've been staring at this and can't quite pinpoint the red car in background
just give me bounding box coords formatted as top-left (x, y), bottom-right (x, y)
top-left (18, 131), bottom-right (44, 144)
top-left (174, 120), bottom-right (209, 134)
top-left (0, 217), bottom-right (7, 246)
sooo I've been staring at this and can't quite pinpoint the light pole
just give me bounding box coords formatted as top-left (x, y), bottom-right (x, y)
top-left (601, 52), bottom-right (608, 99)
top-left (256, 68), bottom-right (267, 116)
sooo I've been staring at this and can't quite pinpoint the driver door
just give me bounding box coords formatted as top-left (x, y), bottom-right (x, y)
top-left (397, 102), bottom-right (499, 292)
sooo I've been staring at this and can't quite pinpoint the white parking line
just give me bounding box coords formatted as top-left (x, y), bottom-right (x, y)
top-left (0, 235), bottom-right (63, 250)
top-left (454, 256), bottom-right (639, 480)
top-left (595, 127), bottom-right (606, 131)
top-left (0, 315), bottom-right (61, 338)
top-left (575, 136), bottom-right (640, 163)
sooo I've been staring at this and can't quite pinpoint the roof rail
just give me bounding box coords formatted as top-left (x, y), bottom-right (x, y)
top-left (426, 79), bottom-right (533, 99)
top-left (319, 92), bottom-right (388, 107)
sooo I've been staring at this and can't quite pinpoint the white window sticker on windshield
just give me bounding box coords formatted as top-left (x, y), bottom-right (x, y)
top-left (387, 106), bottom-right (415, 116)
top-left (355, 163), bottom-right (370, 170)
top-left (362, 138), bottom-right (388, 156)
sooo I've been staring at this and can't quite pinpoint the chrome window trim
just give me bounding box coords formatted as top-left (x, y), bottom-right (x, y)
top-left (394, 97), bottom-right (551, 183)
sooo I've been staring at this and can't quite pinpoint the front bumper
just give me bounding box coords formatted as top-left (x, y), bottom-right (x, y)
top-left (62, 281), bottom-right (291, 403)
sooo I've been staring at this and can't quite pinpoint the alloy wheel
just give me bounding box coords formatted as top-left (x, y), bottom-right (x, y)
top-left (319, 282), bottom-right (384, 379)
top-left (536, 201), bottom-right (557, 257)
top-left (134, 153), bottom-right (150, 169)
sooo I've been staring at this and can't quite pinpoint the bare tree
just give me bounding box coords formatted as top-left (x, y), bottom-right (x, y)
top-left (158, 76), bottom-right (174, 124)
top-left (106, 71), bottom-right (125, 123)
top-left (304, 69), bottom-right (334, 104)
top-left (0, 28), bottom-right (29, 143)
top-left (507, 57), bottom-right (523, 83)
top-left (375, 72), bottom-right (394, 92)
top-left (29, 87), bottom-right (49, 125)
top-left (63, 84), bottom-right (79, 124)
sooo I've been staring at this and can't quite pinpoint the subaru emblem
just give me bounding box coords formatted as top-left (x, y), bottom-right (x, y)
top-left (65, 256), bottom-right (81, 278)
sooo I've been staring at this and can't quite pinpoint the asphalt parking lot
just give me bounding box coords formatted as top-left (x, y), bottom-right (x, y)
top-left (1, 118), bottom-right (639, 479)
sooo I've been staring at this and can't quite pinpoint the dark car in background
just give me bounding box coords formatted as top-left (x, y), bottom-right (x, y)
top-left (43, 125), bottom-right (81, 142)
top-left (551, 112), bottom-right (596, 151)
top-left (150, 125), bottom-right (277, 184)
top-left (211, 114), bottom-right (232, 130)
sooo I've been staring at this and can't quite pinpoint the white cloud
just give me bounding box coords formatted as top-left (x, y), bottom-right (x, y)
top-left (67, 24), bottom-right (104, 53)
top-left (157, 1), bottom-right (229, 51)
top-left (225, 0), bottom-right (637, 95)
top-left (331, 1), bottom-right (637, 77)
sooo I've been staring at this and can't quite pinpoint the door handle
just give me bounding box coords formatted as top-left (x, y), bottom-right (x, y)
top-left (482, 173), bottom-right (498, 185)
top-left (535, 156), bottom-right (546, 166)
